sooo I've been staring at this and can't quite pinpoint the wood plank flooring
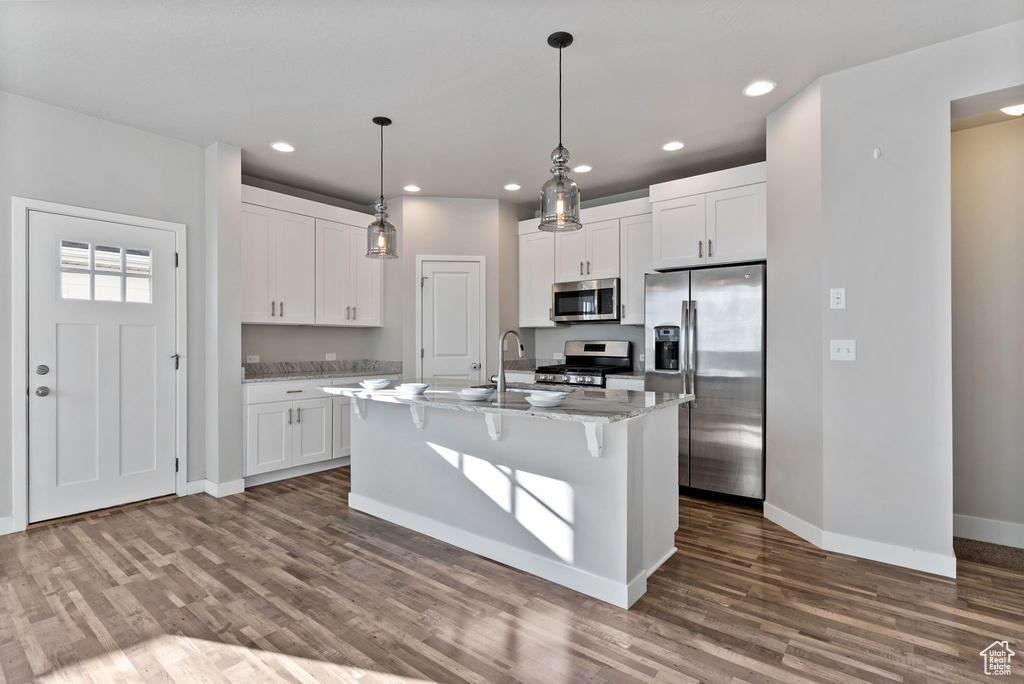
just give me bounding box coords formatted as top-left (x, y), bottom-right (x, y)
top-left (1, 467), bottom-right (1022, 683)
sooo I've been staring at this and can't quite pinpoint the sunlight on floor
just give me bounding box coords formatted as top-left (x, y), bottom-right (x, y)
top-left (426, 441), bottom-right (575, 562)
top-left (41, 635), bottom-right (438, 684)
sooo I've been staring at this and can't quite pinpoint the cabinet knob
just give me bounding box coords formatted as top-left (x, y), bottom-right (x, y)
top-left (36, 364), bottom-right (49, 376)
top-left (35, 386), bottom-right (50, 397)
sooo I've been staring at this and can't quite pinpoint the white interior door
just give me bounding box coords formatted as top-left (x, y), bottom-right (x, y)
top-left (421, 260), bottom-right (483, 382)
top-left (28, 210), bottom-right (177, 523)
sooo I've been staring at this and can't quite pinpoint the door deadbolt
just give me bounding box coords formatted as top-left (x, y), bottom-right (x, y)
top-left (35, 387), bottom-right (50, 397)
top-left (36, 365), bottom-right (49, 375)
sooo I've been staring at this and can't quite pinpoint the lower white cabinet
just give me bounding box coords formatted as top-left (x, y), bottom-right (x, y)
top-left (292, 398), bottom-right (332, 466)
top-left (246, 397), bottom-right (332, 476)
top-left (332, 395), bottom-right (352, 459)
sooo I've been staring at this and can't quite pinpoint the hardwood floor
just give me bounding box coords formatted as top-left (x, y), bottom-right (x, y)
top-left (1, 468), bottom-right (1022, 683)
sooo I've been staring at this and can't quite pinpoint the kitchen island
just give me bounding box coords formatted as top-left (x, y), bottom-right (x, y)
top-left (321, 381), bottom-right (693, 608)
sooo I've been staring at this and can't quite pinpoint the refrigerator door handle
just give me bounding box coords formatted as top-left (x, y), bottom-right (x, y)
top-left (682, 300), bottom-right (691, 394)
top-left (689, 300), bottom-right (697, 406)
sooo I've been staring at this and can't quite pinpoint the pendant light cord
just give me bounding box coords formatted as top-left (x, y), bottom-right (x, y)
top-left (558, 45), bottom-right (563, 147)
top-left (379, 123), bottom-right (384, 202)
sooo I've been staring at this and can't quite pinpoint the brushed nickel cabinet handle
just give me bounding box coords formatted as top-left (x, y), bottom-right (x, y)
top-left (708, 239), bottom-right (713, 257)
top-left (353, 307), bottom-right (356, 319)
top-left (587, 260), bottom-right (590, 274)
top-left (698, 240), bottom-right (703, 258)
top-left (621, 304), bottom-right (625, 318)
top-left (346, 306), bottom-right (350, 320)
top-left (280, 302), bottom-right (284, 317)
top-left (296, 407), bottom-right (301, 424)
top-left (579, 261), bottom-right (583, 275)
top-left (271, 301), bottom-right (276, 317)
top-left (286, 389), bottom-right (303, 393)
top-left (288, 408), bottom-right (293, 424)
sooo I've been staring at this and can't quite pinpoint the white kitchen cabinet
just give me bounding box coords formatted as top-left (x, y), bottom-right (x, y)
top-left (651, 195), bottom-right (706, 270)
top-left (292, 398), bottom-right (332, 466)
top-left (240, 204), bottom-right (315, 324)
top-left (619, 214), bottom-right (653, 325)
top-left (706, 183), bottom-right (766, 265)
top-left (519, 231), bottom-right (556, 328)
top-left (245, 401), bottom-right (292, 476)
top-left (315, 220), bottom-right (383, 327)
top-left (554, 219), bottom-right (620, 282)
top-left (332, 396), bottom-right (352, 459)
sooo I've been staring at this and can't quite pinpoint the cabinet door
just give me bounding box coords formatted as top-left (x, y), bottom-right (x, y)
top-left (349, 227), bottom-right (383, 327)
top-left (585, 219), bottom-right (620, 279)
top-left (554, 229), bottom-right (586, 282)
top-left (245, 401), bottom-right (292, 476)
top-left (275, 211), bottom-right (316, 325)
top-left (332, 396), bottom-right (351, 458)
top-left (619, 214), bottom-right (653, 325)
top-left (519, 232), bottom-right (556, 328)
top-left (652, 195), bottom-right (706, 270)
top-left (315, 219), bottom-right (352, 326)
top-left (706, 183), bottom-right (766, 264)
top-left (240, 203), bottom-right (277, 324)
top-left (292, 398), bottom-right (333, 466)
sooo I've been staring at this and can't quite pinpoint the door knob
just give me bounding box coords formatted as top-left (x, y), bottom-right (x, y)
top-left (470, 363), bottom-right (481, 370)
top-left (36, 365), bottom-right (49, 375)
top-left (35, 387), bottom-right (50, 397)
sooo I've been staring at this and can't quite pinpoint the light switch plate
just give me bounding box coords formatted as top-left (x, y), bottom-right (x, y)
top-left (325, 353), bottom-right (337, 361)
top-left (830, 340), bottom-right (856, 361)
top-left (246, 355), bottom-right (259, 363)
top-left (830, 288), bottom-right (847, 309)
top-left (554, 352), bottom-right (564, 361)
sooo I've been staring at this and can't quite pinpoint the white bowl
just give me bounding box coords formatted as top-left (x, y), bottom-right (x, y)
top-left (397, 383), bottom-right (430, 395)
top-left (526, 395), bottom-right (566, 408)
top-left (360, 379), bottom-right (390, 389)
top-left (530, 390), bottom-right (567, 400)
top-left (458, 389), bottom-right (494, 402)
top-left (460, 387), bottom-right (495, 396)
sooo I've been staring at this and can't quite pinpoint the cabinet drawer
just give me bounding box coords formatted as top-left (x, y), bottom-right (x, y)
top-left (246, 380), bottom-right (334, 404)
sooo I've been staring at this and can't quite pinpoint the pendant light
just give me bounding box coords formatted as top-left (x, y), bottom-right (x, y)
top-left (538, 31), bottom-right (582, 233)
top-left (366, 116), bottom-right (398, 259)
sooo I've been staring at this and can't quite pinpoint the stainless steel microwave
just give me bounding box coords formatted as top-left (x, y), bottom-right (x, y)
top-left (551, 278), bottom-right (620, 323)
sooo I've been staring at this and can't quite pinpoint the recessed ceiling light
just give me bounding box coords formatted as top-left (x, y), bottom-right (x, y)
top-left (1001, 103), bottom-right (1024, 116)
top-left (743, 80), bottom-right (777, 97)
top-left (403, 185), bottom-right (421, 192)
top-left (271, 141), bottom-right (295, 152)
top-left (662, 141), bottom-right (685, 151)
top-left (504, 184), bottom-right (522, 191)
top-left (573, 165), bottom-right (592, 173)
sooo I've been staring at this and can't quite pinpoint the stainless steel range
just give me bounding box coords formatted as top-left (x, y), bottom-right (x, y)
top-left (535, 340), bottom-right (632, 388)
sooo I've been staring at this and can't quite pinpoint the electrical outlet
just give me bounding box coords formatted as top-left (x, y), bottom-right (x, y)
top-left (325, 353), bottom-right (337, 361)
top-left (830, 340), bottom-right (856, 361)
top-left (830, 288), bottom-right (847, 309)
top-left (554, 352), bottom-right (564, 361)
top-left (246, 355), bottom-right (259, 363)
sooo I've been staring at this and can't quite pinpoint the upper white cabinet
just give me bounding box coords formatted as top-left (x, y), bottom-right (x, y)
top-left (519, 230), bottom-right (556, 328)
top-left (619, 214), bottom-right (652, 325)
top-left (650, 162), bottom-right (766, 271)
top-left (315, 220), bottom-right (383, 327)
top-left (241, 186), bottom-right (382, 328)
top-left (554, 219), bottom-right (620, 282)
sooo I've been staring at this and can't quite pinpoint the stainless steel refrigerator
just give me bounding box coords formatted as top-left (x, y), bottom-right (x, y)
top-left (644, 264), bottom-right (765, 499)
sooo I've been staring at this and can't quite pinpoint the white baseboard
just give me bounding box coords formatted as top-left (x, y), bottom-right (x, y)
top-left (244, 459), bottom-right (347, 488)
top-left (647, 546), bottom-right (678, 579)
top-left (764, 503), bottom-right (824, 546)
top-left (764, 502), bottom-right (956, 578)
top-left (185, 480), bottom-right (207, 495)
top-left (954, 513), bottom-right (1024, 549)
top-left (349, 492), bottom-right (643, 609)
top-left (204, 479), bottom-right (245, 498)
top-left (0, 516), bottom-right (14, 536)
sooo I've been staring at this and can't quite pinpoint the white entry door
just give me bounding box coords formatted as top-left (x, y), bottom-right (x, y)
top-left (28, 210), bottom-right (178, 523)
top-left (421, 260), bottom-right (484, 382)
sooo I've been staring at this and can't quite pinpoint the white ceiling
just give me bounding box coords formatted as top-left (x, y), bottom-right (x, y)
top-left (3, 1), bottom-right (1023, 208)
top-left (951, 84), bottom-right (1024, 131)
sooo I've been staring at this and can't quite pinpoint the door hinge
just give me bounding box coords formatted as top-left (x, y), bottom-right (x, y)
top-left (175, 252), bottom-right (179, 267)
top-left (421, 275), bottom-right (427, 288)
top-left (421, 348), bottom-right (425, 358)
top-left (175, 458), bottom-right (179, 473)
top-left (172, 353), bottom-right (181, 370)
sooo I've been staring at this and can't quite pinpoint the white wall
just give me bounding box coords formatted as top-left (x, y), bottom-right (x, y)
top-left (951, 117), bottom-right (1024, 547)
top-left (764, 19), bottom-right (1024, 576)
top-left (0, 92), bottom-right (208, 502)
top-left (242, 324), bottom-right (377, 363)
top-left (531, 324), bottom-right (645, 367)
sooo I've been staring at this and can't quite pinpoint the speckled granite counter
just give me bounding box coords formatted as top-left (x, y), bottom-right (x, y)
top-left (243, 360), bottom-right (401, 383)
top-left (322, 379), bottom-right (691, 424)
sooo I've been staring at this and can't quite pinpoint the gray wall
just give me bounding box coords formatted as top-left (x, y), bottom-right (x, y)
top-left (531, 324), bottom-right (645, 369)
top-left (951, 117), bottom-right (1024, 539)
top-left (764, 19), bottom-right (1024, 572)
top-left (764, 82), bottom-right (824, 531)
top-left (242, 324), bottom-right (378, 363)
top-left (0, 91), bottom-right (208, 501)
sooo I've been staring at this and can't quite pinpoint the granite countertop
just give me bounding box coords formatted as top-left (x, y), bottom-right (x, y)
top-left (321, 379), bottom-right (692, 424)
top-left (243, 360), bottom-right (401, 384)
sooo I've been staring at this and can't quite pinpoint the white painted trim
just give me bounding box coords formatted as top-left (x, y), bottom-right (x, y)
top-left (649, 162), bottom-right (766, 203)
top-left (185, 480), bottom-right (207, 496)
top-left (764, 502), bottom-right (824, 547)
top-left (350, 492), bottom-right (643, 609)
top-left (579, 197), bottom-right (652, 224)
top-left (10, 198), bottom-right (188, 532)
top-left (0, 516), bottom-right (14, 536)
top-left (954, 513), bottom-right (1024, 549)
top-left (414, 255), bottom-right (488, 383)
top-left (765, 502), bottom-right (956, 577)
top-left (646, 546), bottom-right (678, 579)
top-left (243, 458), bottom-right (347, 488)
top-left (241, 185), bottom-right (369, 227)
top-left (204, 479), bottom-right (245, 498)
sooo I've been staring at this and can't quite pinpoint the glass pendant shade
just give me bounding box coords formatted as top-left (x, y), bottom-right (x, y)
top-left (539, 145), bottom-right (582, 232)
top-left (366, 198), bottom-right (397, 259)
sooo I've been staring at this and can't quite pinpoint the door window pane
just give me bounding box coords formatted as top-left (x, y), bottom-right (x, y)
top-left (94, 274), bottom-right (123, 302)
top-left (125, 249), bottom-right (151, 275)
top-left (60, 241), bottom-right (90, 269)
top-left (95, 245), bottom-right (122, 272)
top-left (125, 277), bottom-right (151, 303)
top-left (60, 272), bottom-right (91, 300)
